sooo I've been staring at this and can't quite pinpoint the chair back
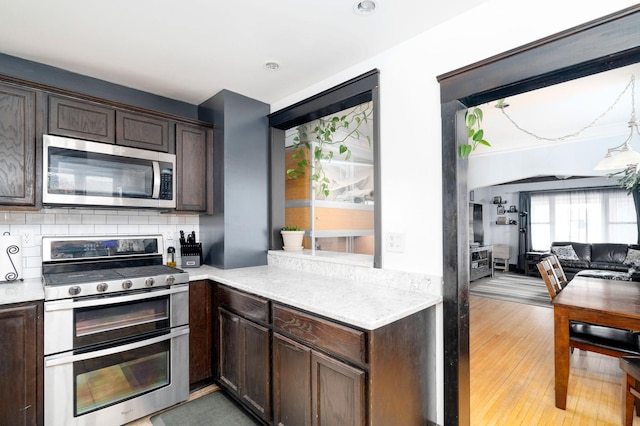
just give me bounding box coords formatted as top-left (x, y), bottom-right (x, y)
top-left (537, 257), bottom-right (564, 300)
top-left (546, 253), bottom-right (568, 285)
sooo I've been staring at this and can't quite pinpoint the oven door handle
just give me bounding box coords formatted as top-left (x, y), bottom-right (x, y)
top-left (44, 284), bottom-right (188, 312)
top-left (44, 325), bottom-right (189, 367)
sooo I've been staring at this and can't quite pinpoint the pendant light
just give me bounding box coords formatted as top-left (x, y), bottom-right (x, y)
top-left (594, 75), bottom-right (640, 171)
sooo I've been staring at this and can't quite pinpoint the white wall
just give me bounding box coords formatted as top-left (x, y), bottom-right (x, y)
top-left (272, 0), bottom-right (639, 276)
top-left (271, 1), bottom-right (639, 423)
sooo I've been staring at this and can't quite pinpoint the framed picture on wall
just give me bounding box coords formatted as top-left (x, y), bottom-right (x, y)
top-left (497, 205), bottom-right (505, 214)
top-left (470, 190), bottom-right (474, 202)
top-left (493, 196), bottom-right (502, 204)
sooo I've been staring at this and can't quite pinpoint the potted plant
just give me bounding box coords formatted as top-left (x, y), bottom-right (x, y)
top-left (281, 226), bottom-right (305, 251)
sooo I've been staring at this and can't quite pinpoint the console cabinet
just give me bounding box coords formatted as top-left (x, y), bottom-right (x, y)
top-left (470, 245), bottom-right (493, 281)
top-left (0, 83), bottom-right (37, 207)
top-left (0, 301), bottom-right (43, 426)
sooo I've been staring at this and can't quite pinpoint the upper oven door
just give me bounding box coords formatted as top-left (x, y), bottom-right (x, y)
top-left (43, 134), bottom-right (175, 209)
top-left (44, 284), bottom-right (188, 355)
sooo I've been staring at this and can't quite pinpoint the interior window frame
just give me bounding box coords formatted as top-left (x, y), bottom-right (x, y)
top-left (268, 70), bottom-right (381, 267)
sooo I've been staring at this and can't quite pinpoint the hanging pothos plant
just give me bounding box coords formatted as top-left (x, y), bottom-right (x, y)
top-left (611, 165), bottom-right (640, 194)
top-left (458, 104), bottom-right (498, 158)
top-left (286, 103), bottom-right (373, 197)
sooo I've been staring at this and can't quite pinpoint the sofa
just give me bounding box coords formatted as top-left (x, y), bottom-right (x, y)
top-left (550, 241), bottom-right (640, 280)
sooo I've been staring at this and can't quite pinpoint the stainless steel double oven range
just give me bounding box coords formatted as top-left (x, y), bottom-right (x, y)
top-left (41, 235), bottom-right (190, 426)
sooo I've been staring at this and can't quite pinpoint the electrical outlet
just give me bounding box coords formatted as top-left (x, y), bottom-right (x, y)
top-left (386, 232), bottom-right (405, 253)
top-left (164, 231), bottom-right (174, 241)
top-left (21, 232), bottom-right (34, 248)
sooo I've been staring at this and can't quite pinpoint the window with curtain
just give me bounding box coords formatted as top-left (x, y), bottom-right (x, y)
top-left (530, 188), bottom-right (637, 250)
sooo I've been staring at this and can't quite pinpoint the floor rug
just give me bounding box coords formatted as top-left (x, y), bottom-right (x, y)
top-left (470, 272), bottom-right (551, 308)
top-left (150, 391), bottom-right (260, 426)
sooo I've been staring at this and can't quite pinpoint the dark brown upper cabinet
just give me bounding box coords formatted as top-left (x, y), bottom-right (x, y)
top-left (0, 83), bottom-right (36, 207)
top-left (116, 110), bottom-right (172, 152)
top-left (176, 122), bottom-right (213, 213)
top-left (48, 95), bottom-right (115, 143)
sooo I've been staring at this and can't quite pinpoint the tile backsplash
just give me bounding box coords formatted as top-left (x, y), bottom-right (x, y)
top-left (0, 208), bottom-right (200, 279)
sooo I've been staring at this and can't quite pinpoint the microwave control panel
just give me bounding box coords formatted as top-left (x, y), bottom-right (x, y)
top-left (160, 170), bottom-right (173, 200)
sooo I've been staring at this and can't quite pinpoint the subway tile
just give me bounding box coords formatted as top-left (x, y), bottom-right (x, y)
top-left (41, 224), bottom-right (71, 236)
top-left (94, 225), bottom-right (119, 235)
top-left (26, 214), bottom-right (56, 225)
top-left (106, 215), bottom-right (129, 225)
top-left (82, 215), bottom-right (107, 224)
top-left (117, 225), bottom-right (140, 234)
top-left (0, 212), bottom-right (26, 224)
top-left (55, 214), bottom-right (82, 225)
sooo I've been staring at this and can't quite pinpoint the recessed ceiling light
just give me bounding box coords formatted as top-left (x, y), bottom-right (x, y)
top-left (353, 0), bottom-right (377, 15)
top-left (264, 61), bottom-right (280, 71)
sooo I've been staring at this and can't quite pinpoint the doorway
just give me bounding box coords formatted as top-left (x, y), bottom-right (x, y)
top-left (437, 6), bottom-right (640, 426)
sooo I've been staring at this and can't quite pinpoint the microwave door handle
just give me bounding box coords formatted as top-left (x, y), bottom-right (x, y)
top-left (152, 161), bottom-right (160, 199)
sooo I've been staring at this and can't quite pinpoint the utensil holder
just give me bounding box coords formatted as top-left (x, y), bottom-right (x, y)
top-left (180, 242), bottom-right (202, 268)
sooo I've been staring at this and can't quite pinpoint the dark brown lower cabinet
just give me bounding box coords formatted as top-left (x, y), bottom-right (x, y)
top-left (273, 333), bottom-right (365, 426)
top-left (215, 283), bottom-right (432, 426)
top-left (218, 306), bottom-right (271, 422)
top-left (189, 280), bottom-right (214, 389)
top-left (0, 301), bottom-right (43, 426)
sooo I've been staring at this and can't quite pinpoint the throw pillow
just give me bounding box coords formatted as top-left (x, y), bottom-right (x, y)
top-left (624, 248), bottom-right (640, 268)
top-left (551, 245), bottom-right (580, 261)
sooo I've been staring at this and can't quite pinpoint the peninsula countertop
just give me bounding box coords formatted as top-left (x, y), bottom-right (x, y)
top-left (188, 264), bottom-right (441, 330)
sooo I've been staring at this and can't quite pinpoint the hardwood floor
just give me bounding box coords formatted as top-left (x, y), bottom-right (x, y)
top-left (470, 295), bottom-right (639, 425)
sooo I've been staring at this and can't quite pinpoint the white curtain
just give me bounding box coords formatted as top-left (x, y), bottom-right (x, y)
top-left (530, 188), bottom-right (636, 250)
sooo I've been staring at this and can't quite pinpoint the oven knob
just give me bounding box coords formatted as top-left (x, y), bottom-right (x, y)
top-left (96, 283), bottom-right (108, 292)
top-left (68, 286), bottom-right (81, 296)
top-left (166, 275), bottom-right (175, 285)
top-left (145, 277), bottom-right (155, 287)
top-left (122, 280), bottom-right (133, 290)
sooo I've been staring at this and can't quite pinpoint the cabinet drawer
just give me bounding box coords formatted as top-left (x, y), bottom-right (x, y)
top-left (216, 285), bottom-right (269, 324)
top-left (273, 304), bottom-right (367, 365)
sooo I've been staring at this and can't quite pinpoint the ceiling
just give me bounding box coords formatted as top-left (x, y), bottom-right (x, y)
top-left (0, 0), bottom-right (488, 106)
top-left (477, 62), bottom-right (640, 155)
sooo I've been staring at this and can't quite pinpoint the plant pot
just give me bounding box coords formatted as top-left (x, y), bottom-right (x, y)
top-left (281, 230), bottom-right (305, 252)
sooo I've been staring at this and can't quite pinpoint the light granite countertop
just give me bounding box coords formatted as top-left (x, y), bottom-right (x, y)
top-left (188, 264), bottom-right (441, 330)
top-left (0, 255), bottom-right (443, 331)
top-left (0, 277), bottom-right (44, 305)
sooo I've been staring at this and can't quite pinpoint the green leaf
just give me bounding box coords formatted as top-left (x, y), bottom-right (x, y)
top-left (339, 145), bottom-right (347, 154)
top-left (474, 108), bottom-right (483, 122)
top-left (458, 144), bottom-right (473, 158)
top-left (472, 129), bottom-right (484, 142)
top-left (466, 114), bottom-right (476, 128)
top-left (478, 139), bottom-right (491, 147)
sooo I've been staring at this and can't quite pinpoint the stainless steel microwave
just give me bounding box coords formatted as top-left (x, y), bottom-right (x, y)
top-left (43, 134), bottom-right (176, 209)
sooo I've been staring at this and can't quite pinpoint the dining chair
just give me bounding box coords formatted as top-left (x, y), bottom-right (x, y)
top-left (537, 258), bottom-right (640, 358)
top-left (619, 356), bottom-right (640, 426)
top-left (537, 258), bottom-right (565, 300)
top-left (546, 253), bottom-right (568, 285)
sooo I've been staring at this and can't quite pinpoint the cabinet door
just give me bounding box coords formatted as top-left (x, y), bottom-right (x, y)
top-left (273, 333), bottom-right (312, 426)
top-left (218, 307), bottom-right (240, 393)
top-left (311, 351), bottom-right (365, 426)
top-left (189, 280), bottom-right (213, 388)
top-left (176, 122), bottom-right (212, 212)
top-left (116, 110), bottom-right (171, 152)
top-left (0, 84), bottom-right (36, 206)
top-left (0, 302), bottom-right (42, 426)
top-left (240, 318), bottom-right (271, 422)
top-left (48, 95), bottom-right (115, 143)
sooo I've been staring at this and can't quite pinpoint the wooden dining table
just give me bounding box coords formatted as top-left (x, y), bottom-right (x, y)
top-left (551, 275), bottom-right (640, 409)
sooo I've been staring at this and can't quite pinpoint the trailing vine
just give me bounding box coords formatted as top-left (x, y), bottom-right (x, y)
top-left (286, 102), bottom-right (373, 197)
top-left (458, 106), bottom-right (491, 158)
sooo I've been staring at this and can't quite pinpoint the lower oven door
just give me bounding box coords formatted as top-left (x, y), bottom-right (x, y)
top-left (44, 284), bottom-right (188, 355)
top-left (44, 325), bottom-right (189, 426)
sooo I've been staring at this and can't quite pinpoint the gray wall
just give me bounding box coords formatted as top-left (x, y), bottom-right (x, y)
top-left (198, 90), bottom-right (270, 269)
top-left (0, 53), bottom-right (198, 119)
